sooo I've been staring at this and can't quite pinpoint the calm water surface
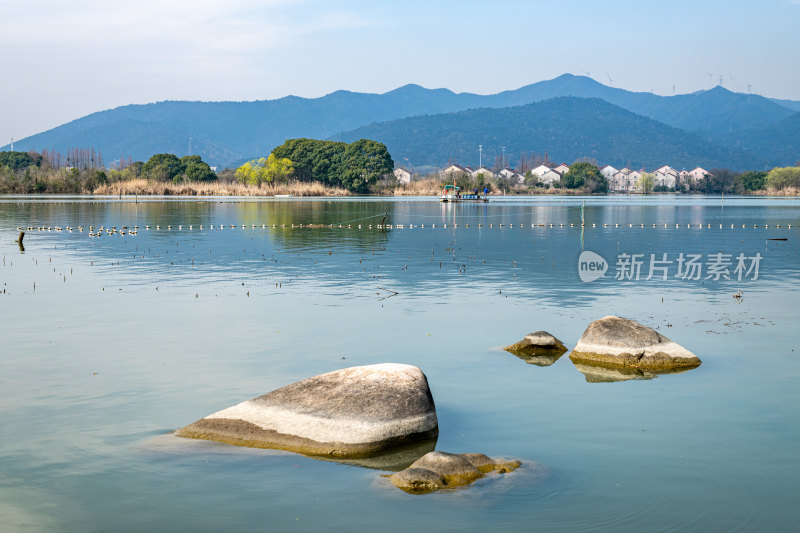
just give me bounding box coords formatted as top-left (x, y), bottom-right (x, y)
top-left (1, 195), bottom-right (799, 532)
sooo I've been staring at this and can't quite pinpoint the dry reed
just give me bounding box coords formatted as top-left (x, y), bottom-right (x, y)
top-left (93, 179), bottom-right (351, 197)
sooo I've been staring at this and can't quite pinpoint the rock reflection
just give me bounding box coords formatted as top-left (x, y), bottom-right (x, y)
top-left (573, 361), bottom-right (695, 383)
top-left (306, 437), bottom-right (438, 472)
top-left (510, 350), bottom-right (566, 367)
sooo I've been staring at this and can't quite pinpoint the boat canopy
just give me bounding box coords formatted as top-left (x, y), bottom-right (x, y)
top-left (444, 185), bottom-right (460, 190)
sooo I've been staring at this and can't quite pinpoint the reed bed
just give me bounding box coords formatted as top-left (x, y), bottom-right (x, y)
top-left (93, 179), bottom-right (351, 197)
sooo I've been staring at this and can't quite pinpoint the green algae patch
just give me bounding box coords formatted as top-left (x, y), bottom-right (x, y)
top-left (569, 350), bottom-right (702, 372)
top-left (388, 451), bottom-right (522, 494)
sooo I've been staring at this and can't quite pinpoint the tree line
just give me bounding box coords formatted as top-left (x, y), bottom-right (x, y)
top-left (235, 138), bottom-right (395, 193)
top-left (0, 150), bottom-right (217, 193)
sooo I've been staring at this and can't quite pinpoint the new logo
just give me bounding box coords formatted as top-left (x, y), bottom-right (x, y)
top-left (578, 251), bottom-right (608, 282)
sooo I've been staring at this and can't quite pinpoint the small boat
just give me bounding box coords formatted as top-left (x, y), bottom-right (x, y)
top-left (439, 184), bottom-right (488, 203)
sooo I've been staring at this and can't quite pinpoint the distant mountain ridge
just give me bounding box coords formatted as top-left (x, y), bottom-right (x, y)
top-left (3, 74), bottom-right (798, 168)
top-left (332, 97), bottom-right (767, 171)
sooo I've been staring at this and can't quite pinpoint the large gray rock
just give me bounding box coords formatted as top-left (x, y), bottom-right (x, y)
top-left (389, 451), bottom-right (521, 494)
top-left (176, 364), bottom-right (438, 458)
top-left (569, 316), bottom-right (701, 371)
top-left (504, 331), bottom-right (567, 366)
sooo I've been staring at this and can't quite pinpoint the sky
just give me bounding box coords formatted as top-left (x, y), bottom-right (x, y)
top-left (1, 0), bottom-right (799, 145)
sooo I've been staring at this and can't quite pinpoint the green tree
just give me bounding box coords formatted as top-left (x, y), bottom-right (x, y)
top-left (0, 151), bottom-right (35, 171)
top-left (143, 154), bottom-right (185, 181)
top-left (235, 154), bottom-right (294, 186)
top-left (270, 138), bottom-right (392, 192)
top-left (263, 153), bottom-right (294, 183)
top-left (181, 155), bottom-right (217, 182)
top-left (637, 172), bottom-right (655, 194)
top-left (733, 170), bottom-right (767, 192)
top-left (765, 166), bottom-right (800, 190)
top-left (562, 162), bottom-right (607, 192)
top-left (338, 139), bottom-right (394, 193)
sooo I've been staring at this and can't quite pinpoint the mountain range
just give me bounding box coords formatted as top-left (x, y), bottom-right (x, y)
top-left (332, 98), bottom-right (767, 171)
top-left (4, 74), bottom-right (799, 170)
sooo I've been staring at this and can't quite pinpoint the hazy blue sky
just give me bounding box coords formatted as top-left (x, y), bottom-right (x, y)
top-left (1, 0), bottom-right (799, 144)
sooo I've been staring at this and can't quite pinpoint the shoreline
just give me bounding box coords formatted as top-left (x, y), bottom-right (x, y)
top-left (0, 178), bottom-right (797, 198)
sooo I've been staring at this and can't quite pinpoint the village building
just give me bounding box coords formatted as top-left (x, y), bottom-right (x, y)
top-left (498, 167), bottom-right (522, 183)
top-left (627, 169), bottom-right (643, 192)
top-left (553, 163), bottom-right (570, 174)
top-left (600, 165), bottom-right (618, 179)
top-left (610, 168), bottom-right (631, 192)
top-left (442, 164), bottom-right (470, 175)
top-left (472, 166), bottom-right (496, 178)
top-left (653, 166), bottom-right (678, 188)
top-left (393, 167), bottom-right (412, 184)
top-left (540, 169), bottom-right (562, 185)
top-left (686, 167), bottom-right (711, 184)
top-left (530, 164), bottom-right (551, 177)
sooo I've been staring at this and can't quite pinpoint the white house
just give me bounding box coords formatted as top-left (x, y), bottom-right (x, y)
top-left (600, 165), bottom-right (618, 179)
top-left (442, 164), bottom-right (470, 175)
top-left (393, 167), bottom-right (412, 184)
top-left (610, 168), bottom-right (630, 192)
top-left (530, 164), bottom-right (551, 177)
top-left (553, 163), bottom-right (570, 174)
top-left (627, 169), bottom-right (643, 192)
top-left (687, 167), bottom-right (711, 184)
top-left (473, 166), bottom-right (496, 178)
top-left (609, 168), bottom-right (642, 192)
top-left (498, 167), bottom-right (522, 184)
top-left (653, 166), bottom-right (678, 189)
top-left (540, 169), bottom-right (562, 185)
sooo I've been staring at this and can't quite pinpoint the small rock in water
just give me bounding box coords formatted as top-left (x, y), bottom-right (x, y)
top-left (388, 451), bottom-right (521, 494)
top-left (504, 331), bottom-right (567, 366)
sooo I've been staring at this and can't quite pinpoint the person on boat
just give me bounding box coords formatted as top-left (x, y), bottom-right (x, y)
top-left (483, 187), bottom-right (489, 195)
top-left (473, 188), bottom-right (479, 196)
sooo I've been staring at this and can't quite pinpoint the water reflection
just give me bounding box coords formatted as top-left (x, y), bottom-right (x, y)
top-left (510, 351), bottom-right (566, 367)
top-left (307, 438), bottom-right (438, 472)
top-left (572, 361), bottom-right (695, 383)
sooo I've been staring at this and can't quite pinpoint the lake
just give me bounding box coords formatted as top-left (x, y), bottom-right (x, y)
top-left (1, 195), bottom-right (799, 532)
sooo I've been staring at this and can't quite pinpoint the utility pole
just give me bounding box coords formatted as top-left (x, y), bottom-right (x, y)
top-left (501, 146), bottom-right (506, 169)
top-left (478, 145), bottom-right (483, 168)
top-left (10, 137), bottom-right (13, 151)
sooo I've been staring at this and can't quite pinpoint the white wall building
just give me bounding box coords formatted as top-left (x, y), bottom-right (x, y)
top-left (393, 167), bottom-right (412, 184)
top-left (473, 166), bottom-right (496, 178)
top-left (541, 169), bottom-right (562, 185)
top-left (553, 163), bottom-right (570, 174)
top-left (530, 164), bottom-right (551, 177)
top-left (687, 167), bottom-right (711, 184)
top-left (442, 164), bottom-right (469, 175)
top-left (600, 165), bottom-right (618, 179)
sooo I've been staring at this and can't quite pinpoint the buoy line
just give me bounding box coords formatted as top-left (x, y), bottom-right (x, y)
top-left (15, 222), bottom-right (795, 237)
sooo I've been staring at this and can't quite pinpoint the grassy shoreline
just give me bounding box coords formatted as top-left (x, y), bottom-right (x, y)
top-left (1, 177), bottom-right (797, 197)
top-left (93, 179), bottom-right (351, 196)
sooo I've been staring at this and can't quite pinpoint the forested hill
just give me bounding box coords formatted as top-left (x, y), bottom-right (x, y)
top-left (4, 74), bottom-right (797, 168)
top-left (711, 110), bottom-right (800, 166)
top-left (332, 97), bottom-right (767, 171)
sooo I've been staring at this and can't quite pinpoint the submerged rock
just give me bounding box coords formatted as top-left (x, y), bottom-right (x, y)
top-left (504, 331), bottom-right (567, 366)
top-left (176, 364), bottom-right (438, 458)
top-left (569, 316), bottom-right (701, 371)
top-left (389, 451), bottom-right (521, 494)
